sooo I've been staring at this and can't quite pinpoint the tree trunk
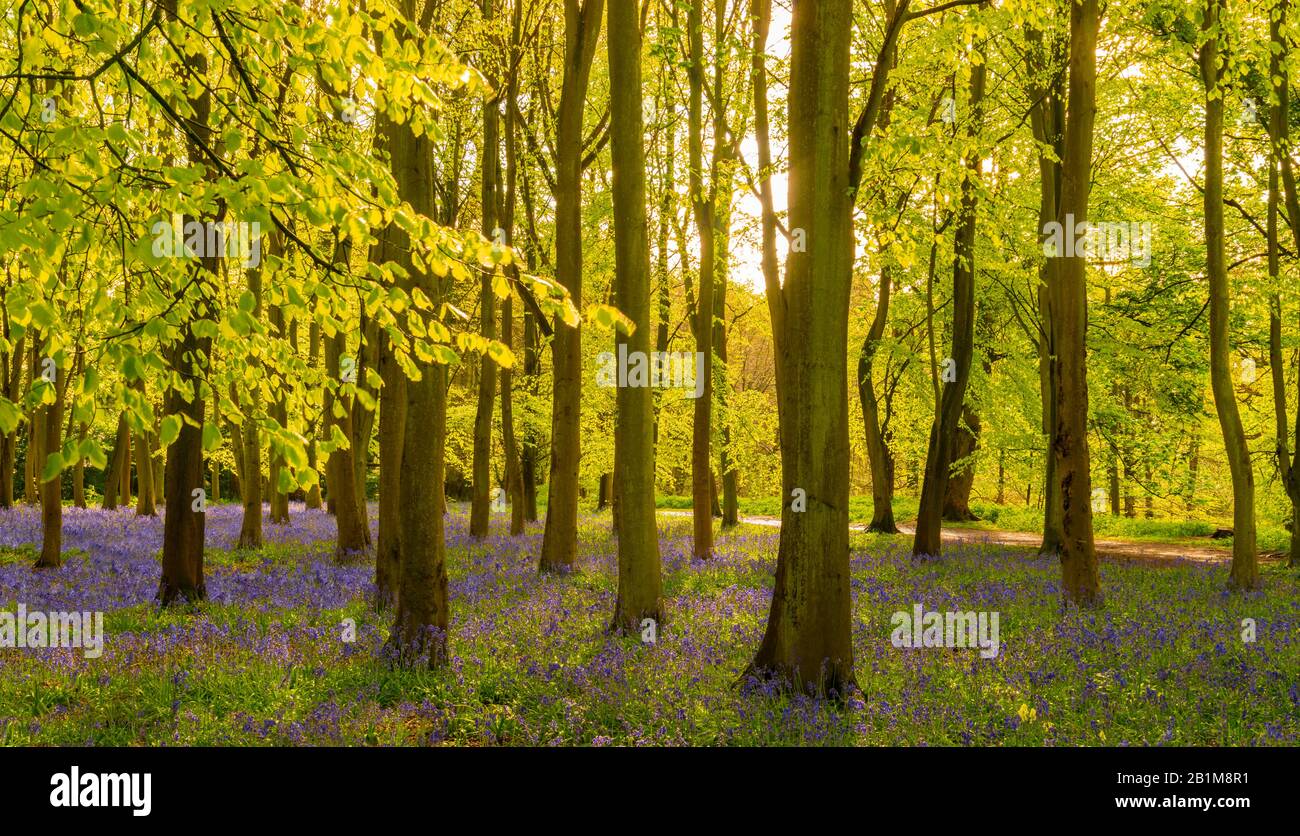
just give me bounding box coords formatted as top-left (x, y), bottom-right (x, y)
top-left (131, 377), bottom-right (156, 516)
top-left (119, 414), bottom-right (132, 507)
top-left (520, 167), bottom-right (542, 524)
top-left (375, 324), bottom-right (404, 609)
top-left (500, 8), bottom-right (526, 538)
top-left (520, 308), bottom-right (539, 522)
top-left (34, 343), bottom-right (64, 569)
top-left (654, 85), bottom-right (674, 450)
top-left (539, 0), bottom-right (604, 572)
top-left (859, 263), bottom-right (901, 532)
top-left (913, 52), bottom-right (986, 558)
top-left (268, 305), bottom-right (292, 525)
top-left (351, 317), bottom-right (377, 522)
top-left (72, 421), bottom-right (87, 508)
top-left (101, 412), bottom-right (129, 510)
top-left (746, 0), bottom-right (856, 696)
top-left (942, 407), bottom-right (981, 521)
top-left (470, 18), bottom-right (500, 540)
top-left (1200, 0), bottom-right (1257, 589)
top-left (1052, 0), bottom-right (1102, 606)
top-left (238, 405), bottom-right (262, 549)
top-left (156, 282), bottom-right (212, 597)
top-left (0, 332), bottom-right (22, 508)
top-left (1266, 0), bottom-right (1300, 569)
top-left (324, 325), bottom-right (370, 560)
top-left (1026, 21), bottom-right (1066, 555)
top-left (687, 0), bottom-right (715, 559)
top-left (607, 0), bottom-right (663, 633)
top-left (597, 472), bottom-right (611, 510)
top-left (133, 424), bottom-right (155, 514)
top-left (24, 341), bottom-right (40, 505)
top-left (305, 319), bottom-right (324, 510)
top-left (384, 0), bottom-right (449, 666)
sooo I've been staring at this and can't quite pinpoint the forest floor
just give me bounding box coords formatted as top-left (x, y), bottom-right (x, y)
top-left (659, 510), bottom-right (1286, 567)
top-left (2, 503), bottom-right (1296, 745)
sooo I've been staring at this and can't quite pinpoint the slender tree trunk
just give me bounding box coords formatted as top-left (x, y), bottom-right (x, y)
top-left (1027, 21), bottom-right (1066, 555)
top-left (746, 0), bottom-right (856, 695)
top-left (325, 325), bottom-right (370, 560)
top-left (351, 317), bottom-right (377, 521)
top-left (237, 400), bottom-right (263, 549)
top-left (156, 289), bottom-right (211, 604)
top-left (131, 377), bottom-right (156, 516)
top-left (268, 305), bottom-right (292, 525)
top-left (134, 424), bottom-right (156, 514)
top-left (305, 320), bottom-right (324, 510)
top-left (34, 342), bottom-right (64, 569)
top-left (607, 0), bottom-right (663, 632)
top-left (539, 0), bottom-right (605, 572)
top-left (521, 307), bottom-right (539, 522)
top-left (597, 473), bottom-right (611, 511)
top-left (375, 324), bottom-right (405, 608)
top-left (854, 5), bottom-right (906, 536)
top-left (913, 53), bottom-right (986, 558)
top-left (500, 4), bottom-right (527, 537)
top-left (370, 27), bottom-right (406, 609)
top-left (1266, 0), bottom-right (1300, 568)
top-left (156, 0), bottom-right (216, 605)
top-left (24, 339), bottom-right (40, 505)
top-left (72, 421), bottom-right (87, 508)
top-left (1109, 447), bottom-right (1121, 515)
top-left (942, 407), bottom-right (981, 521)
top-left (859, 263), bottom-right (899, 533)
top-left (470, 30), bottom-right (500, 540)
top-left (101, 412), bottom-right (129, 510)
top-left (384, 0), bottom-right (449, 666)
top-left (1200, 0), bottom-right (1257, 589)
top-left (653, 67), bottom-right (674, 449)
top-left (119, 414), bottom-right (132, 507)
top-left (0, 332), bottom-right (22, 508)
top-left (1053, 0), bottom-right (1102, 606)
top-left (687, 0), bottom-right (715, 559)
top-left (519, 173), bottom-right (542, 524)
top-left (501, 291), bottom-right (525, 536)
top-left (711, 6), bottom-right (739, 530)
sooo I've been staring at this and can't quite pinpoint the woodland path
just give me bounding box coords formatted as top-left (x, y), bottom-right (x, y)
top-left (658, 510), bottom-right (1285, 566)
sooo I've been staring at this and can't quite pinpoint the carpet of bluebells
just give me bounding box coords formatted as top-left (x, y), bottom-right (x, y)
top-left (0, 502), bottom-right (1297, 746)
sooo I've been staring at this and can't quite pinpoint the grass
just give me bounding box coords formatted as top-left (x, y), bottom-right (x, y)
top-left (655, 494), bottom-right (1294, 555)
top-left (1, 504), bottom-right (1297, 746)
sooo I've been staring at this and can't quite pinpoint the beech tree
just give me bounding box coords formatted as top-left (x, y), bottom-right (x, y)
top-left (1052, 0), bottom-right (1102, 606)
top-left (607, 0), bottom-right (663, 632)
top-left (746, 0), bottom-right (857, 695)
top-left (538, 0), bottom-right (605, 572)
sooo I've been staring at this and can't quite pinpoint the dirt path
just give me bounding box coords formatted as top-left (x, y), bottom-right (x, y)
top-left (659, 510), bottom-right (1281, 567)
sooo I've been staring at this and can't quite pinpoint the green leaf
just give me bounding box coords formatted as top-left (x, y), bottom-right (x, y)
top-left (80, 437), bottom-right (107, 470)
top-left (72, 13), bottom-right (97, 37)
top-left (0, 399), bottom-right (20, 435)
top-left (296, 467), bottom-right (320, 491)
top-left (159, 414), bottom-right (182, 447)
top-left (81, 365), bottom-right (99, 395)
top-left (41, 451), bottom-right (63, 484)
